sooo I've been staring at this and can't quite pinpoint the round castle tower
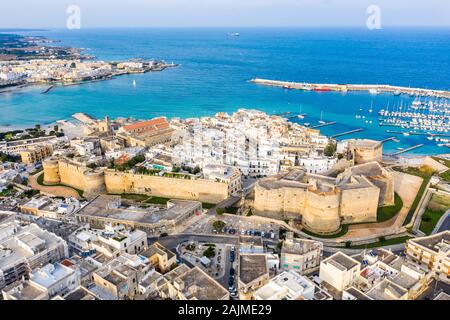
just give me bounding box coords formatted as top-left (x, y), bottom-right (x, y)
top-left (42, 158), bottom-right (61, 184)
top-left (302, 188), bottom-right (341, 234)
top-left (83, 169), bottom-right (106, 196)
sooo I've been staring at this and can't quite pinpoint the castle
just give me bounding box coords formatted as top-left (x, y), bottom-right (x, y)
top-left (43, 157), bottom-right (231, 203)
top-left (253, 160), bottom-right (395, 234)
top-left (251, 139), bottom-right (392, 234)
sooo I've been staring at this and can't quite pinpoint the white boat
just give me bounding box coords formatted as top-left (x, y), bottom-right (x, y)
top-left (369, 89), bottom-right (379, 95)
top-left (427, 136), bottom-right (434, 141)
top-left (403, 132), bottom-right (410, 136)
top-left (133, 80), bottom-right (136, 87)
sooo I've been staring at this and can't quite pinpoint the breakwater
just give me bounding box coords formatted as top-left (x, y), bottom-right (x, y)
top-left (250, 78), bottom-right (450, 99)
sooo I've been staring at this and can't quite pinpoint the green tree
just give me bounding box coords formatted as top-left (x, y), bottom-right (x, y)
top-left (324, 141), bottom-right (337, 157)
top-left (212, 220), bottom-right (226, 231)
top-left (216, 208), bottom-right (225, 215)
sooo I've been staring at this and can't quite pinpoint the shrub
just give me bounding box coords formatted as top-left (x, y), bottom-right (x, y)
top-left (212, 220), bottom-right (226, 231)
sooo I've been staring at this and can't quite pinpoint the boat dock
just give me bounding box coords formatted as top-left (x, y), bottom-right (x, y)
top-left (72, 112), bottom-right (95, 124)
top-left (250, 78), bottom-right (450, 99)
top-left (331, 128), bottom-right (364, 138)
top-left (41, 85), bottom-right (54, 94)
top-left (380, 137), bottom-right (397, 144)
top-left (311, 121), bottom-right (337, 129)
top-left (390, 144), bottom-right (424, 156)
top-left (385, 130), bottom-right (450, 138)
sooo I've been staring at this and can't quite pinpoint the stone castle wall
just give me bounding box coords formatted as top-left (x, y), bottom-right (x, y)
top-left (104, 171), bottom-right (228, 203)
top-left (339, 186), bottom-right (379, 223)
top-left (353, 144), bottom-right (382, 165)
top-left (253, 182), bottom-right (379, 233)
top-left (43, 159), bottom-right (229, 203)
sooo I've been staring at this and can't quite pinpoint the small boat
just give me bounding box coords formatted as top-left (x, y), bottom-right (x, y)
top-left (403, 132), bottom-right (410, 136)
top-left (394, 90), bottom-right (401, 96)
top-left (369, 88), bottom-right (380, 95)
top-left (427, 136), bottom-right (434, 141)
top-left (228, 32), bottom-right (240, 37)
top-left (304, 123), bottom-right (310, 127)
top-left (314, 87), bottom-right (331, 92)
top-left (133, 80), bottom-right (137, 87)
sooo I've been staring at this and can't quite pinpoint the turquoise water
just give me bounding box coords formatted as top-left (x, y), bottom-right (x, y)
top-left (1, 28), bottom-right (449, 154)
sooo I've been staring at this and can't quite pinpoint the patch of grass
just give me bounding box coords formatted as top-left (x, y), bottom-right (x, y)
top-left (419, 194), bottom-right (450, 235)
top-left (145, 196), bottom-right (170, 205)
top-left (301, 225), bottom-right (349, 239)
top-left (37, 173), bottom-right (84, 197)
top-left (377, 193), bottom-right (403, 222)
top-left (441, 170), bottom-right (450, 182)
top-left (350, 236), bottom-right (412, 249)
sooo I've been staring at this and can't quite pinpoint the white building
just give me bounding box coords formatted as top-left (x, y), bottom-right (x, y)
top-left (319, 252), bottom-right (361, 292)
top-left (0, 223), bottom-right (69, 290)
top-left (30, 262), bottom-right (80, 298)
top-left (281, 233), bottom-right (322, 274)
top-left (253, 270), bottom-right (315, 300)
top-left (405, 231), bottom-right (449, 284)
top-left (298, 155), bottom-right (337, 174)
top-left (68, 224), bottom-right (148, 257)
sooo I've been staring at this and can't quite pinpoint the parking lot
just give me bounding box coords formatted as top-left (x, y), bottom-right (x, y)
top-left (182, 213), bottom-right (281, 244)
top-left (210, 215), bottom-right (280, 241)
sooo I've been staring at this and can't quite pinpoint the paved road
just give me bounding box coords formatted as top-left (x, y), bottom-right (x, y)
top-left (148, 234), bottom-right (239, 251)
top-left (207, 196), bottom-right (241, 215)
top-left (218, 246), bottom-right (233, 289)
top-left (437, 214), bottom-right (450, 233)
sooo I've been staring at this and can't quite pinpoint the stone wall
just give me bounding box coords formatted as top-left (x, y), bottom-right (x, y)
top-left (339, 186), bottom-right (379, 223)
top-left (253, 181), bottom-right (380, 233)
top-left (44, 159), bottom-right (229, 203)
top-left (104, 171), bottom-right (229, 203)
top-left (353, 144), bottom-right (382, 165)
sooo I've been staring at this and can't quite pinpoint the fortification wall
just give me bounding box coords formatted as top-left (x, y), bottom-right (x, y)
top-left (43, 159), bottom-right (229, 203)
top-left (302, 190), bottom-right (341, 233)
top-left (43, 158), bottom-right (60, 184)
top-left (369, 175), bottom-right (395, 207)
top-left (253, 184), bottom-right (306, 216)
top-left (339, 187), bottom-right (379, 223)
top-left (354, 144), bottom-right (382, 164)
top-left (104, 171), bottom-right (229, 203)
top-left (58, 160), bottom-right (89, 191)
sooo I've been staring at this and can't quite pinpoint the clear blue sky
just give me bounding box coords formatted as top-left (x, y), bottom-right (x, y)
top-left (1, 0), bottom-right (449, 28)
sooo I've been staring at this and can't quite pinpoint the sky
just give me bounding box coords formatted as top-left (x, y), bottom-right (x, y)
top-left (0, 0), bottom-right (449, 29)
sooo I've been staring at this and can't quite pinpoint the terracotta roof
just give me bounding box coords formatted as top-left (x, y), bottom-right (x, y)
top-left (121, 117), bottom-right (169, 132)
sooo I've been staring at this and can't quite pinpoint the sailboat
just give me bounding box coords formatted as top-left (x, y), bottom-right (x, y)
top-left (318, 111), bottom-right (326, 124)
top-left (298, 105), bottom-right (305, 119)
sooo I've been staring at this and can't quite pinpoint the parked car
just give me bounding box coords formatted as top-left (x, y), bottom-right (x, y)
top-left (230, 268), bottom-right (235, 276)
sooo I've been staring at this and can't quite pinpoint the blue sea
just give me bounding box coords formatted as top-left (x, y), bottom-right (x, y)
top-left (1, 28), bottom-right (449, 154)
